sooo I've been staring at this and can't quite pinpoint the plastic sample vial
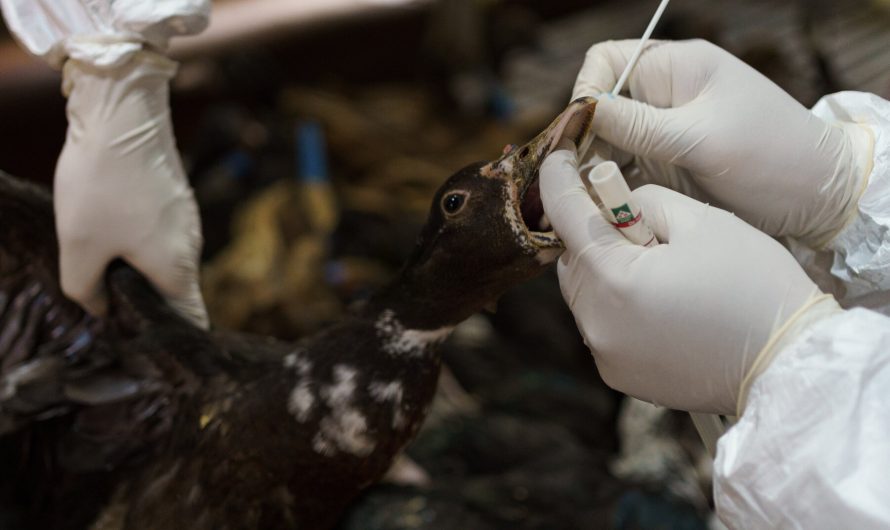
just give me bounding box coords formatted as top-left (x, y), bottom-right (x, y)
top-left (588, 161), bottom-right (657, 247)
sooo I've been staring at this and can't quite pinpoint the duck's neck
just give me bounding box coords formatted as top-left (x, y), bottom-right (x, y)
top-left (362, 267), bottom-right (492, 332)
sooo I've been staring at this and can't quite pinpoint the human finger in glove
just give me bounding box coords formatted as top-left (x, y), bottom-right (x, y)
top-left (574, 39), bottom-right (874, 247)
top-left (1, 0), bottom-right (211, 329)
top-left (540, 146), bottom-right (842, 415)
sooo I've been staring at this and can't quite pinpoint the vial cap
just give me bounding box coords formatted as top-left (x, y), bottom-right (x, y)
top-left (588, 161), bottom-right (632, 211)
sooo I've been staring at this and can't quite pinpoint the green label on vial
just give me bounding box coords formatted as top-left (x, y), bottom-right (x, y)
top-left (611, 204), bottom-right (634, 224)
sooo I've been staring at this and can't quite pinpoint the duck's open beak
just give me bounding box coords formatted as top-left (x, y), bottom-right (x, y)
top-left (490, 97), bottom-right (597, 251)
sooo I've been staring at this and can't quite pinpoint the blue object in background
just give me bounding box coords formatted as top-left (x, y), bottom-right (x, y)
top-left (222, 149), bottom-right (253, 181)
top-left (488, 82), bottom-right (516, 123)
top-left (614, 490), bottom-right (707, 530)
top-left (295, 120), bottom-right (329, 183)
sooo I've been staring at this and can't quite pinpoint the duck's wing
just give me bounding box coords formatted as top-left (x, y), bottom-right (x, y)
top-left (0, 173), bottom-right (211, 472)
top-left (0, 173), bottom-right (104, 436)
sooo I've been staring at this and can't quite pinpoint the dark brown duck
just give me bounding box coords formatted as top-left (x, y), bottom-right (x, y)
top-left (0, 98), bottom-right (595, 530)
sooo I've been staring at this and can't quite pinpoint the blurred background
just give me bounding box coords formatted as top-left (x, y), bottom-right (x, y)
top-left (1, 0), bottom-right (888, 528)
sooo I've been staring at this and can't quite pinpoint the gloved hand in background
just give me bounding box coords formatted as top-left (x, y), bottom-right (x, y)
top-left (539, 146), bottom-right (842, 414)
top-left (573, 39), bottom-right (874, 247)
top-left (0, 0), bottom-right (211, 329)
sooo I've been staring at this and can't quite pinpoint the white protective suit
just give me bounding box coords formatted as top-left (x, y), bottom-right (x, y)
top-left (714, 91), bottom-right (890, 528)
top-left (0, 0), bottom-right (211, 328)
top-left (550, 38), bottom-right (890, 528)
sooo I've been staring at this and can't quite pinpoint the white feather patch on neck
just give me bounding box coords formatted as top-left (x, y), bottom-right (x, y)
top-left (375, 309), bottom-right (453, 357)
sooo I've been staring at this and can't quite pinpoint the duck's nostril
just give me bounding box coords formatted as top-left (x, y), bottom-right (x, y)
top-left (518, 146), bottom-right (530, 159)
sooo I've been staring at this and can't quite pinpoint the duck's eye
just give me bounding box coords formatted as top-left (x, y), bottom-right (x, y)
top-left (442, 192), bottom-right (467, 215)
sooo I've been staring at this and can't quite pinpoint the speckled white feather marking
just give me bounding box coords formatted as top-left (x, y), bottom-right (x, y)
top-left (284, 349), bottom-right (316, 423)
top-left (316, 408), bottom-right (374, 456)
top-left (283, 349), bottom-right (312, 376)
top-left (283, 353), bottom-right (297, 368)
top-left (369, 381), bottom-right (403, 402)
top-left (288, 381), bottom-right (315, 423)
top-left (313, 365), bottom-right (376, 457)
top-left (369, 380), bottom-right (406, 429)
top-left (311, 433), bottom-right (337, 457)
top-left (322, 365), bottom-right (358, 406)
top-left (375, 310), bottom-right (453, 357)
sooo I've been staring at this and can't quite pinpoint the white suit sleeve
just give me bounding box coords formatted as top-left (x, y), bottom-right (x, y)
top-left (810, 92), bottom-right (890, 301)
top-left (0, 0), bottom-right (211, 327)
top-left (0, 0), bottom-right (209, 68)
top-left (714, 308), bottom-right (890, 529)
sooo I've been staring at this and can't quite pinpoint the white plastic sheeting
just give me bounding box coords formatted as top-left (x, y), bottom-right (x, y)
top-left (715, 91), bottom-right (890, 529)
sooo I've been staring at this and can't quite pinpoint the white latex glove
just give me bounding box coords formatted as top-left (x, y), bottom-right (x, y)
top-left (573, 39), bottom-right (875, 247)
top-left (0, 0), bottom-right (210, 68)
top-left (55, 51), bottom-right (208, 329)
top-left (540, 148), bottom-right (842, 414)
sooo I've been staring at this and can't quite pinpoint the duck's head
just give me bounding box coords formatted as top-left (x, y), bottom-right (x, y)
top-left (385, 98), bottom-right (596, 328)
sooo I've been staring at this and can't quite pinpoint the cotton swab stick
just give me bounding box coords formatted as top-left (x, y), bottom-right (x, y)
top-left (611, 0), bottom-right (671, 96)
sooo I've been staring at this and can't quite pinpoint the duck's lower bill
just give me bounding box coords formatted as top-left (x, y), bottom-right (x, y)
top-left (483, 97), bottom-right (597, 259)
